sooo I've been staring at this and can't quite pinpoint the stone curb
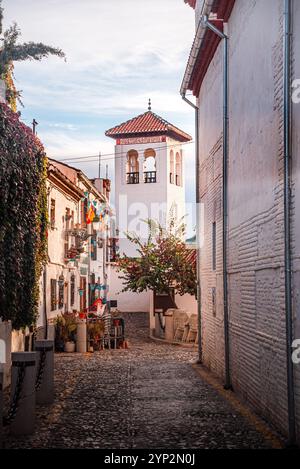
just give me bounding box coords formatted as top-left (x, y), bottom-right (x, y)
top-left (149, 333), bottom-right (197, 349)
top-left (192, 363), bottom-right (285, 450)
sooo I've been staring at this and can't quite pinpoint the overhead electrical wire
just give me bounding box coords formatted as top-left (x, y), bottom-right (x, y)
top-left (52, 139), bottom-right (195, 165)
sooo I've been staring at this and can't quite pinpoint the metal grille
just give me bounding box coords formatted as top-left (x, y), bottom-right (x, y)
top-left (126, 172), bottom-right (139, 184)
top-left (144, 171), bottom-right (157, 183)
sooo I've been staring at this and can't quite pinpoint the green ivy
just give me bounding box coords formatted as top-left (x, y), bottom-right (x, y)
top-left (0, 103), bottom-right (48, 329)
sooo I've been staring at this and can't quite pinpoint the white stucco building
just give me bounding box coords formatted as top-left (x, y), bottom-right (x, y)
top-left (38, 159), bottom-right (111, 329)
top-left (105, 105), bottom-right (192, 312)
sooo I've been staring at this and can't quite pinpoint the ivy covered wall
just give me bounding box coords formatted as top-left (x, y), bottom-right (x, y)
top-left (0, 103), bottom-right (48, 329)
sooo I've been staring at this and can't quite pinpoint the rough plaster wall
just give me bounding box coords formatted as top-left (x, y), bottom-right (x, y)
top-left (198, 0), bottom-right (293, 436)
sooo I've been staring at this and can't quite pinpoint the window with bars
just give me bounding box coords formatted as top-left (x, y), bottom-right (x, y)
top-left (50, 199), bottom-right (56, 229)
top-left (81, 198), bottom-right (88, 227)
top-left (58, 282), bottom-right (64, 309)
top-left (64, 210), bottom-right (70, 260)
top-left (70, 274), bottom-right (75, 307)
top-left (91, 233), bottom-right (97, 261)
top-left (80, 277), bottom-right (87, 311)
top-left (90, 273), bottom-right (96, 306)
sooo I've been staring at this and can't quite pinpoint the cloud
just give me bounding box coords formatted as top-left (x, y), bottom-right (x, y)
top-left (4, 0), bottom-right (195, 115)
top-left (3, 0), bottom-right (196, 207)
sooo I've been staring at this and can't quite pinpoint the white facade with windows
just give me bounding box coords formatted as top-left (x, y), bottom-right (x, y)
top-left (38, 160), bottom-right (111, 330)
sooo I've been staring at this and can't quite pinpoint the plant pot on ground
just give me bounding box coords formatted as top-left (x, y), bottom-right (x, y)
top-left (64, 341), bottom-right (76, 353)
top-left (87, 320), bottom-right (104, 351)
top-left (54, 312), bottom-right (77, 352)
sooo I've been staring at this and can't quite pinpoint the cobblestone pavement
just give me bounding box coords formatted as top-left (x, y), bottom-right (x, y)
top-left (4, 313), bottom-right (277, 449)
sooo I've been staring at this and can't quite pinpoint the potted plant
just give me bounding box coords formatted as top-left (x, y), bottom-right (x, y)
top-left (54, 312), bottom-right (77, 352)
top-left (87, 320), bottom-right (104, 352)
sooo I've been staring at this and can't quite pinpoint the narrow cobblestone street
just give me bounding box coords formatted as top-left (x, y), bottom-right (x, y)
top-left (4, 313), bottom-right (279, 449)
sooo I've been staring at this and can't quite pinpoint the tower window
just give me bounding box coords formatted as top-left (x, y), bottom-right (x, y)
top-left (144, 148), bottom-right (156, 183)
top-left (175, 152), bottom-right (182, 186)
top-left (170, 150), bottom-right (174, 184)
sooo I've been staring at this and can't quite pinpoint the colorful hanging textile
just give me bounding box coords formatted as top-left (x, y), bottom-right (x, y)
top-left (86, 205), bottom-right (95, 224)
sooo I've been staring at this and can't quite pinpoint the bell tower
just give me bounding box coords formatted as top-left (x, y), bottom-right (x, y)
top-left (106, 103), bottom-right (192, 257)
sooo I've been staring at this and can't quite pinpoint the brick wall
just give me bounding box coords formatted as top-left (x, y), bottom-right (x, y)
top-left (197, 0), bottom-right (300, 438)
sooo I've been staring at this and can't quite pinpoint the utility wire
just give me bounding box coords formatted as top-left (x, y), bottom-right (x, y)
top-left (54, 140), bottom-right (195, 164)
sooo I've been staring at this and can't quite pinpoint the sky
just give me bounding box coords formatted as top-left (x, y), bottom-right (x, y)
top-left (3, 0), bottom-right (196, 210)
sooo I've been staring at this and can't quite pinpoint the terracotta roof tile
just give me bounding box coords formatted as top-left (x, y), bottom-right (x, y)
top-left (105, 111), bottom-right (192, 143)
top-left (183, 247), bottom-right (197, 269)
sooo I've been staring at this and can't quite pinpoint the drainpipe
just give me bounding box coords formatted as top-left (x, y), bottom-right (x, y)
top-left (283, 0), bottom-right (296, 446)
top-left (202, 16), bottom-right (231, 390)
top-left (182, 95), bottom-right (202, 364)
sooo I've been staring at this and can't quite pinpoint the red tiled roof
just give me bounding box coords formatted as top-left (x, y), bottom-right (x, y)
top-left (185, 248), bottom-right (197, 268)
top-left (182, 0), bottom-right (236, 96)
top-left (105, 111), bottom-right (192, 143)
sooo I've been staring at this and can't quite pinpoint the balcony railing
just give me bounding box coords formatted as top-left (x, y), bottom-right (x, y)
top-left (127, 172), bottom-right (139, 184)
top-left (144, 171), bottom-right (157, 183)
top-left (66, 224), bottom-right (88, 242)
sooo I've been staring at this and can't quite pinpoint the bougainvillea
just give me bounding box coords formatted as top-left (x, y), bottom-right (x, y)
top-left (0, 103), bottom-right (48, 328)
top-left (117, 219), bottom-right (197, 297)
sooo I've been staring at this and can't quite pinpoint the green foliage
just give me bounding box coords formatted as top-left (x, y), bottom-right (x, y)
top-left (0, 1), bottom-right (65, 109)
top-left (87, 321), bottom-right (104, 341)
top-left (54, 313), bottom-right (77, 343)
top-left (117, 215), bottom-right (197, 297)
top-left (0, 23), bottom-right (65, 76)
top-left (0, 103), bottom-right (48, 328)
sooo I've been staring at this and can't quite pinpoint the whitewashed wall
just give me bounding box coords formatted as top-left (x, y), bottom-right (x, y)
top-left (197, 0), bottom-right (299, 438)
top-left (113, 136), bottom-right (186, 313)
top-left (108, 264), bottom-right (151, 313)
top-left (38, 182), bottom-right (81, 327)
top-left (175, 293), bottom-right (197, 315)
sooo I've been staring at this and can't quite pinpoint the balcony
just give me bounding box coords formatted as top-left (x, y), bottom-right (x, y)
top-left (144, 171), bottom-right (157, 184)
top-left (127, 172), bottom-right (139, 184)
top-left (66, 224), bottom-right (88, 242)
